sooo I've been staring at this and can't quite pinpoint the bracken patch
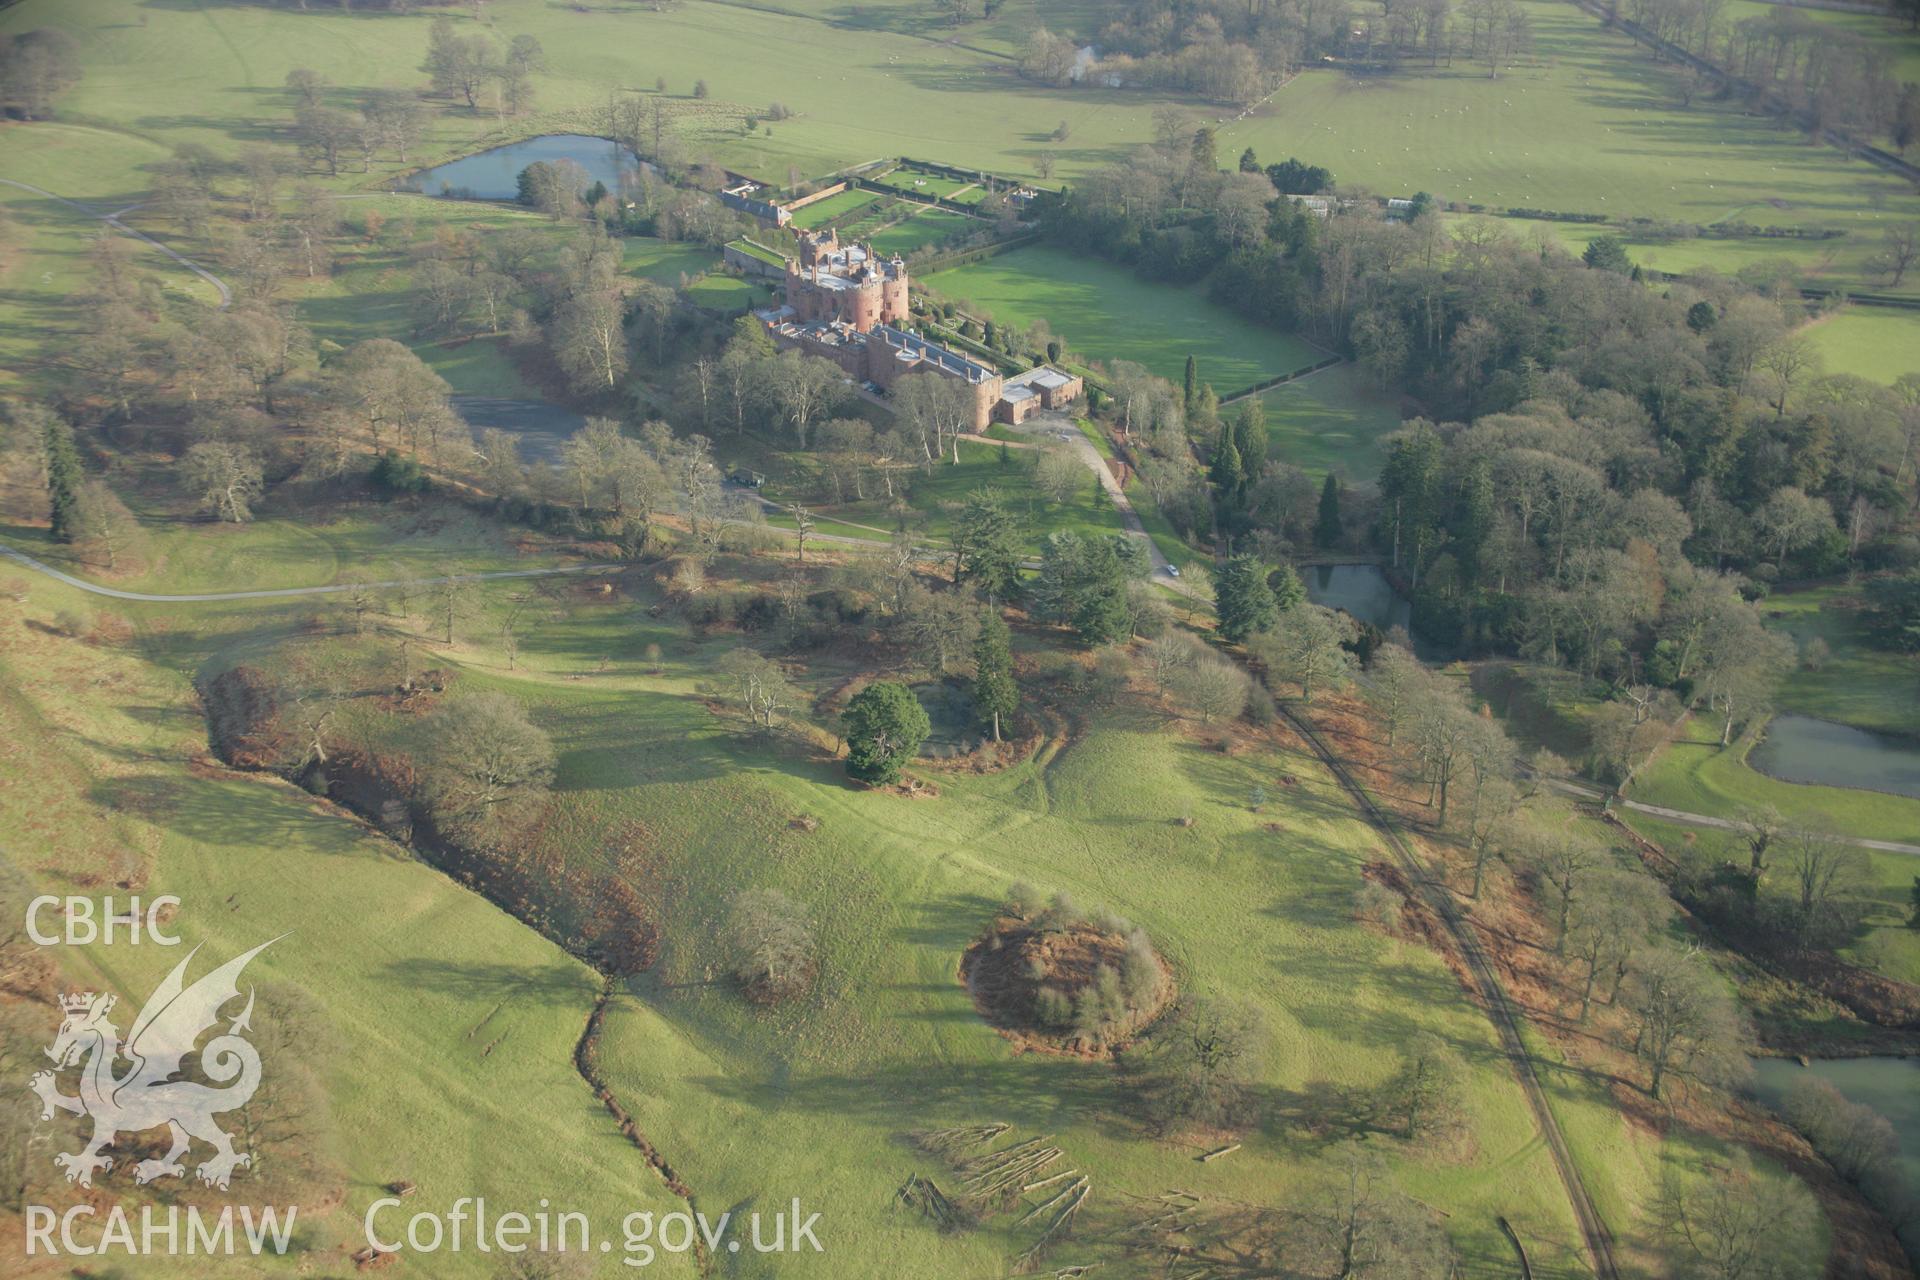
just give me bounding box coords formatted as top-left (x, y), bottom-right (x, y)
top-left (961, 916), bottom-right (1174, 1056)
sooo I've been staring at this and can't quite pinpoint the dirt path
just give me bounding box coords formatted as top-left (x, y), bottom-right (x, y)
top-left (1280, 703), bottom-right (1622, 1280)
top-left (0, 177), bottom-right (231, 308)
top-left (1543, 776), bottom-right (1920, 856)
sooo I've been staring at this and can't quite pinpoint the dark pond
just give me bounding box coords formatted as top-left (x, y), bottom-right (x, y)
top-left (916, 681), bottom-right (984, 758)
top-left (1302, 563), bottom-right (1411, 634)
top-left (406, 134), bottom-right (651, 201)
top-left (453, 396), bottom-right (586, 466)
top-left (1748, 714), bottom-right (1920, 801)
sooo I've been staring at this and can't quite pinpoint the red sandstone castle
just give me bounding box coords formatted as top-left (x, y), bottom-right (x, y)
top-left (756, 229), bottom-right (1082, 431)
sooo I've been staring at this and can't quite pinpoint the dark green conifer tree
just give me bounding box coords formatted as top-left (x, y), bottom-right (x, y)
top-left (43, 412), bottom-right (86, 544)
top-left (1315, 473), bottom-right (1343, 549)
top-left (972, 611), bottom-right (1018, 742)
top-left (1213, 552), bottom-right (1279, 644)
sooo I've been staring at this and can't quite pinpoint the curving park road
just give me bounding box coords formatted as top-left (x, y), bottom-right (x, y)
top-left (0, 178), bottom-right (231, 309)
top-left (1543, 775), bottom-right (1920, 856)
top-left (0, 541), bottom-right (619, 603)
top-left (971, 418), bottom-right (1204, 598)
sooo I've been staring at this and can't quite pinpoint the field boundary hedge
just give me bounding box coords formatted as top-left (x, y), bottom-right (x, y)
top-left (914, 230), bottom-right (1043, 273)
top-left (1218, 355), bottom-right (1346, 403)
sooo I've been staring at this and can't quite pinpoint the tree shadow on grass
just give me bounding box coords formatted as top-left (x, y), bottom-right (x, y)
top-left (686, 1052), bottom-right (1128, 1134)
top-left (86, 772), bottom-right (390, 859)
top-left (377, 957), bottom-right (594, 1006)
top-left (897, 888), bottom-right (1002, 949)
top-left (1174, 746), bottom-right (1377, 831)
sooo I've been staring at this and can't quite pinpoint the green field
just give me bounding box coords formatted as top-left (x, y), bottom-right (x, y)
top-left (729, 235), bottom-right (787, 268)
top-left (3, 483), bottom-right (1797, 1273)
top-left (1724, 0), bottom-right (1920, 86)
top-left (0, 454), bottom-right (1837, 1278)
top-left (798, 191), bottom-right (985, 257)
top-left (1255, 362), bottom-right (1405, 479)
top-left (790, 187), bottom-right (883, 228)
top-left (0, 567), bottom-right (691, 1278)
top-left (6, 0), bottom-right (1915, 236)
top-left (0, 117), bottom-right (172, 203)
top-left (872, 163), bottom-right (979, 201)
top-left (624, 235), bottom-right (720, 283)
top-left (1220, 2), bottom-right (1920, 232)
top-left (925, 246), bottom-right (1324, 393)
top-left (0, 173), bottom-right (223, 392)
top-left (569, 674), bottom-right (1683, 1280)
top-left (1467, 212), bottom-right (1917, 302)
top-left (867, 204), bottom-right (981, 256)
top-left (685, 272), bottom-right (771, 312)
top-left (760, 437), bottom-right (1126, 550)
top-left (0, 498), bottom-right (556, 596)
top-left (0, 0), bottom-right (1174, 188)
top-left (415, 334), bottom-right (543, 398)
top-left (1799, 307), bottom-right (1920, 385)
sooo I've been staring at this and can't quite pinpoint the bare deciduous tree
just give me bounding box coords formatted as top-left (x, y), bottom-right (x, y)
top-left (1297, 1141), bottom-right (1455, 1279)
top-left (1653, 1153), bottom-right (1816, 1280)
top-left (725, 887), bottom-right (814, 1000)
top-left (416, 691), bottom-right (556, 845)
top-left (183, 442), bottom-right (263, 523)
top-left (716, 648), bottom-right (798, 730)
top-left (1623, 946), bottom-right (1741, 1100)
top-left (1779, 830), bottom-right (1870, 950)
top-left (1251, 603), bottom-right (1354, 704)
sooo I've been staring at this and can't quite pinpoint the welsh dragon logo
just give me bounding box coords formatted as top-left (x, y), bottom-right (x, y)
top-left (27, 939), bottom-right (281, 1192)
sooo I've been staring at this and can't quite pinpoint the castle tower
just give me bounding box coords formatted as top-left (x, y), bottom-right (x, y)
top-left (798, 227), bottom-right (839, 270)
top-left (775, 232), bottom-right (919, 337)
top-left (880, 257), bottom-right (910, 328)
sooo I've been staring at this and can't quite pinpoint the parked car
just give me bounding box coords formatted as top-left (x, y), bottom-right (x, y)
top-left (1163, 564), bottom-right (1181, 578)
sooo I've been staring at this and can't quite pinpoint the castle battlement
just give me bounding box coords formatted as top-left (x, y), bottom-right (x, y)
top-left (756, 226), bottom-right (1079, 432)
top-left (782, 228), bottom-right (909, 332)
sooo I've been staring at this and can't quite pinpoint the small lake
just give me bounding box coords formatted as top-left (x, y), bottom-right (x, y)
top-left (1303, 563), bottom-right (1411, 634)
top-left (1749, 714), bottom-right (1920, 801)
top-left (406, 135), bottom-right (651, 201)
top-left (1751, 1056), bottom-right (1920, 1207)
top-left (453, 396), bottom-right (586, 465)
